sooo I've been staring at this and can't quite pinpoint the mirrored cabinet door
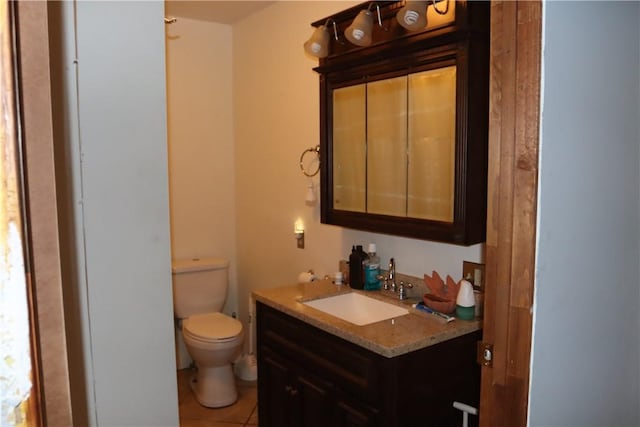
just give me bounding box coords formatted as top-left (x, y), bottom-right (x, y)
top-left (407, 66), bottom-right (456, 222)
top-left (333, 84), bottom-right (366, 212)
top-left (367, 76), bottom-right (408, 217)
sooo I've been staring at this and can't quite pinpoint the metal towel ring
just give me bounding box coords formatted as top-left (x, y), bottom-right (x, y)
top-left (299, 145), bottom-right (320, 177)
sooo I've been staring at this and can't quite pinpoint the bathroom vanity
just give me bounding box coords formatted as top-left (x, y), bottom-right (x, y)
top-left (254, 281), bottom-right (481, 427)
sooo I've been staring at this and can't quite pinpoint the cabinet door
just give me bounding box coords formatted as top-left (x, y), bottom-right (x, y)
top-left (259, 350), bottom-right (292, 427)
top-left (259, 347), bottom-right (335, 427)
top-left (335, 399), bottom-right (380, 427)
top-left (293, 371), bottom-right (333, 427)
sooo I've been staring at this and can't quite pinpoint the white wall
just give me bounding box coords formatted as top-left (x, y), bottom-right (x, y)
top-left (165, 16), bottom-right (238, 315)
top-left (232, 1), bottom-right (483, 326)
top-left (52, 1), bottom-right (179, 425)
top-left (530, 1), bottom-right (640, 425)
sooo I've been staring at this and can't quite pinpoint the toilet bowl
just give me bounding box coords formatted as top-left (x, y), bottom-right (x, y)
top-left (171, 257), bottom-right (244, 408)
top-left (182, 312), bottom-right (243, 408)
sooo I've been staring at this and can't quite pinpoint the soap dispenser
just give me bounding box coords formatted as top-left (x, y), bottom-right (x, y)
top-left (348, 245), bottom-right (366, 289)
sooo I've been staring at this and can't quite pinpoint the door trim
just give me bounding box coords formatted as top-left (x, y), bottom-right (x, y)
top-left (14, 1), bottom-right (74, 425)
top-left (480, 1), bottom-right (542, 425)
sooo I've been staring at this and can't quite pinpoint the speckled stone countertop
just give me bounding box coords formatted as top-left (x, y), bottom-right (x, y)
top-left (253, 279), bottom-right (481, 358)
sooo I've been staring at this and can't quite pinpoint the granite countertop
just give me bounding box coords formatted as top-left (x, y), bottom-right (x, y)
top-left (252, 279), bottom-right (482, 358)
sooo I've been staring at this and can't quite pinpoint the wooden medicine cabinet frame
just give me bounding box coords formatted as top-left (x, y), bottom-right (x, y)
top-left (313, 0), bottom-right (490, 245)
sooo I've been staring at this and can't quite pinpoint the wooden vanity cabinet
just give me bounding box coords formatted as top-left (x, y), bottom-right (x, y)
top-left (256, 302), bottom-right (481, 427)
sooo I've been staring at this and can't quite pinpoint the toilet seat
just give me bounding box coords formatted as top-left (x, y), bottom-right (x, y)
top-left (183, 313), bottom-right (242, 344)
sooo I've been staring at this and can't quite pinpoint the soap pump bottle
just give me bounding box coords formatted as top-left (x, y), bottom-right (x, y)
top-left (349, 245), bottom-right (366, 290)
top-left (364, 243), bottom-right (380, 290)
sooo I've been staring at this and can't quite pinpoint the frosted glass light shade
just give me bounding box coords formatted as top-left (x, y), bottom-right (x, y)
top-left (397, 1), bottom-right (428, 31)
top-left (304, 25), bottom-right (330, 58)
top-left (345, 10), bottom-right (373, 47)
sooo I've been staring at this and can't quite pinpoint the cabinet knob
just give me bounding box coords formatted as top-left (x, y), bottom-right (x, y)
top-left (284, 385), bottom-right (299, 396)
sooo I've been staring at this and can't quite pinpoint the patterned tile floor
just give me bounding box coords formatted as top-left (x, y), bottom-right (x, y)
top-left (177, 368), bottom-right (258, 427)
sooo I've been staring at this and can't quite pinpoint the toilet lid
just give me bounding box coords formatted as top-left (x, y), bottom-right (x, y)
top-left (183, 313), bottom-right (242, 342)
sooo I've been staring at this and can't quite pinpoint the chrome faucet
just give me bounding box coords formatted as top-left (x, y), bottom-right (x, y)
top-left (388, 258), bottom-right (396, 292)
top-left (380, 258), bottom-right (413, 300)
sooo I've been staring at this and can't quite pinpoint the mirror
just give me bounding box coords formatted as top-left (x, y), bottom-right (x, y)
top-left (333, 66), bottom-right (457, 222)
top-left (312, 1), bottom-right (490, 245)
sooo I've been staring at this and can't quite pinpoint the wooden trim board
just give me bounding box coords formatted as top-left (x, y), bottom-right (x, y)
top-left (479, 1), bottom-right (541, 425)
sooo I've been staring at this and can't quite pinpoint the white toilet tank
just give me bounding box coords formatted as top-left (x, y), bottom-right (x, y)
top-left (172, 257), bottom-right (229, 319)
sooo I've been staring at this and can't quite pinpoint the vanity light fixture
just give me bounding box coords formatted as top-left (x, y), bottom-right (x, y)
top-left (396, 1), bottom-right (428, 30)
top-left (303, 19), bottom-right (339, 58)
top-left (345, 4), bottom-right (384, 47)
top-left (396, 0), bottom-right (449, 31)
top-left (304, 1), bottom-right (452, 59)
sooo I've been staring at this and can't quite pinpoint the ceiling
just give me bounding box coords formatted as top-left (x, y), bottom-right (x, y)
top-left (165, 1), bottom-right (275, 24)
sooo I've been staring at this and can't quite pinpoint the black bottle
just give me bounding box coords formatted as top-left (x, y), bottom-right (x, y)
top-left (349, 245), bottom-right (367, 289)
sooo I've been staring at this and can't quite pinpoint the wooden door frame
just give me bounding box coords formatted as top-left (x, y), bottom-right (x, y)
top-left (480, 1), bottom-right (542, 425)
top-left (13, 1), bottom-right (74, 425)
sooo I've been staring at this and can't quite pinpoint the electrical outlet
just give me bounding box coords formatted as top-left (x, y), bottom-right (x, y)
top-left (462, 261), bottom-right (485, 290)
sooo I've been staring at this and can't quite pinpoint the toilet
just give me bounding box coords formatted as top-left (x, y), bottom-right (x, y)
top-left (172, 257), bottom-right (244, 408)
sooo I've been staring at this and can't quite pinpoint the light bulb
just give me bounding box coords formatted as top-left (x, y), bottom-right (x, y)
top-left (396, 1), bottom-right (428, 31)
top-left (345, 10), bottom-right (373, 47)
top-left (303, 25), bottom-right (330, 58)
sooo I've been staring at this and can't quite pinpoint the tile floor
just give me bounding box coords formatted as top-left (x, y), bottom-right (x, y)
top-left (177, 368), bottom-right (258, 427)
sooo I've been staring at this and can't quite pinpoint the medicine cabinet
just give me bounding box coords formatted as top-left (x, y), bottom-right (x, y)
top-left (312, 1), bottom-right (490, 244)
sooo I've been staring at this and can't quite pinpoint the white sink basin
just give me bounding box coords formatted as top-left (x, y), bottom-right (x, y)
top-left (302, 292), bottom-right (409, 326)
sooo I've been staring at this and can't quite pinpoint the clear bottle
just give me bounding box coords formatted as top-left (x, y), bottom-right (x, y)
top-left (364, 243), bottom-right (380, 290)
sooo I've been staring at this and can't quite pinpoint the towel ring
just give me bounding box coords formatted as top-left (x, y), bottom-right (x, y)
top-left (299, 145), bottom-right (320, 177)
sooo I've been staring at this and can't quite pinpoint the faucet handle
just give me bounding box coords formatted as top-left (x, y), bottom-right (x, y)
top-left (398, 281), bottom-right (414, 301)
top-left (377, 273), bottom-right (389, 290)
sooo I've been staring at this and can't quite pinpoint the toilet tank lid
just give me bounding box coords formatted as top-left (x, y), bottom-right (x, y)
top-left (172, 257), bottom-right (229, 273)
